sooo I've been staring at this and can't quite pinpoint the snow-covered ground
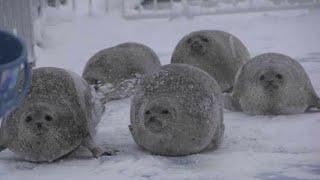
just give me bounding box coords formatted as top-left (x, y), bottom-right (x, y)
top-left (1, 1), bottom-right (320, 180)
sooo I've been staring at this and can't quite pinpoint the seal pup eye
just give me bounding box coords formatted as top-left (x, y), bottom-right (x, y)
top-left (276, 74), bottom-right (283, 80)
top-left (145, 110), bottom-right (151, 115)
top-left (161, 110), bottom-right (169, 114)
top-left (187, 38), bottom-right (192, 44)
top-left (260, 75), bottom-right (265, 81)
top-left (45, 115), bottom-right (53, 121)
top-left (201, 37), bottom-right (209, 43)
top-left (25, 116), bottom-right (33, 123)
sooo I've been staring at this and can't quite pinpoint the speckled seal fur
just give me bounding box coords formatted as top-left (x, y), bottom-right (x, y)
top-left (0, 67), bottom-right (116, 162)
top-left (224, 53), bottom-right (320, 115)
top-left (171, 30), bottom-right (250, 92)
top-left (129, 64), bottom-right (224, 156)
top-left (82, 42), bottom-right (161, 101)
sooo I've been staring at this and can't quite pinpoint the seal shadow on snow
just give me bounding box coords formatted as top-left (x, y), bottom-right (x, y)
top-left (292, 164), bottom-right (320, 176)
top-left (256, 172), bottom-right (309, 180)
top-left (256, 164), bottom-right (320, 180)
top-left (166, 156), bottom-right (198, 167)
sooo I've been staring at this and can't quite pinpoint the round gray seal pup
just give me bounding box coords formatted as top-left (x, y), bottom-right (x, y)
top-left (0, 67), bottom-right (116, 162)
top-left (129, 64), bottom-right (224, 156)
top-left (224, 53), bottom-right (320, 115)
top-left (171, 30), bottom-right (250, 92)
top-left (82, 42), bottom-right (161, 101)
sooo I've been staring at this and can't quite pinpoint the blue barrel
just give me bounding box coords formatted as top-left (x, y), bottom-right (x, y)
top-left (0, 30), bottom-right (30, 117)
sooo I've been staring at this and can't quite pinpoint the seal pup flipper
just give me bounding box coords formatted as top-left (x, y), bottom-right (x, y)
top-left (82, 136), bottom-right (117, 158)
top-left (0, 124), bottom-right (8, 152)
top-left (223, 93), bottom-right (241, 111)
top-left (306, 97), bottom-right (320, 112)
top-left (223, 86), bottom-right (233, 93)
top-left (0, 141), bottom-right (7, 152)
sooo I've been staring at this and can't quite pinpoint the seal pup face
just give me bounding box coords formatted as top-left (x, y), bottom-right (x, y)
top-left (142, 98), bottom-right (177, 134)
top-left (7, 99), bottom-right (83, 162)
top-left (257, 70), bottom-right (285, 94)
top-left (186, 35), bottom-right (210, 56)
top-left (141, 98), bottom-right (179, 134)
top-left (23, 104), bottom-right (56, 138)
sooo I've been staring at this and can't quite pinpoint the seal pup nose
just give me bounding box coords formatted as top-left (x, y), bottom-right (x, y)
top-left (191, 40), bottom-right (204, 52)
top-left (36, 122), bottom-right (42, 129)
top-left (145, 116), bottom-right (163, 133)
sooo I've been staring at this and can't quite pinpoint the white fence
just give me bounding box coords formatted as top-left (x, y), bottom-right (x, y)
top-left (122, 0), bottom-right (320, 19)
top-left (47, 0), bottom-right (110, 15)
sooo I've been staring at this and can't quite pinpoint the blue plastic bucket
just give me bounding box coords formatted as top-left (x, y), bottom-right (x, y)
top-left (0, 29), bottom-right (30, 117)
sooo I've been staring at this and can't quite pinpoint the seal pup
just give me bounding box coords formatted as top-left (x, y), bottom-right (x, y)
top-left (82, 42), bottom-right (161, 101)
top-left (129, 64), bottom-right (224, 156)
top-left (171, 30), bottom-right (250, 92)
top-left (224, 53), bottom-right (320, 115)
top-left (0, 67), bottom-right (116, 162)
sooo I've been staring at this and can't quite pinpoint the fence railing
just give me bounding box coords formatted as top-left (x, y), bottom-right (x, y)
top-left (47, 0), bottom-right (110, 15)
top-left (122, 0), bottom-right (320, 20)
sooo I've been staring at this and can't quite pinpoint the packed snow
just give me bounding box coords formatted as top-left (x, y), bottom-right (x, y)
top-left (0, 0), bottom-right (319, 180)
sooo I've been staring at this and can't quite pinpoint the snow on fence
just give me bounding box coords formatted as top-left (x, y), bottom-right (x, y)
top-left (48, 0), bottom-right (110, 15)
top-left (0, 0), bottom-right (45, 66)
top-left (122, 0), bottom-right (320, 20)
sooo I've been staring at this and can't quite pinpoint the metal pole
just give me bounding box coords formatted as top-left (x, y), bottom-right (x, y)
top-left (88, 0), bottom-right (93, 16)
top-left (122, 0), bottom-right (125, 17)
top-left (56, 0), bottom-right (61, 9)
top-left (105, 0), bottom-right (108, 13)
top-left (153, 0), bottom-right (158, 11)
top-left (72, 0), bottom-right (76, 12)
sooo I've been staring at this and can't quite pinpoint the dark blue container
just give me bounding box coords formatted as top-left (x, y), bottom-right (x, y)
top-left (0, 30), bottom-right (30, 117)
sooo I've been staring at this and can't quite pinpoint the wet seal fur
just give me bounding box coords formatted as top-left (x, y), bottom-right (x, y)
top-left (224, 53), bottom-right (320, 115)
top-left (129, 64), bottom-right (224, 156)
top-left (0, 67), bottom-right (116, 162)
top-left (171, 30), bottom-right (250, 92)
top-left (82, 42), bottom-right (161, 101)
